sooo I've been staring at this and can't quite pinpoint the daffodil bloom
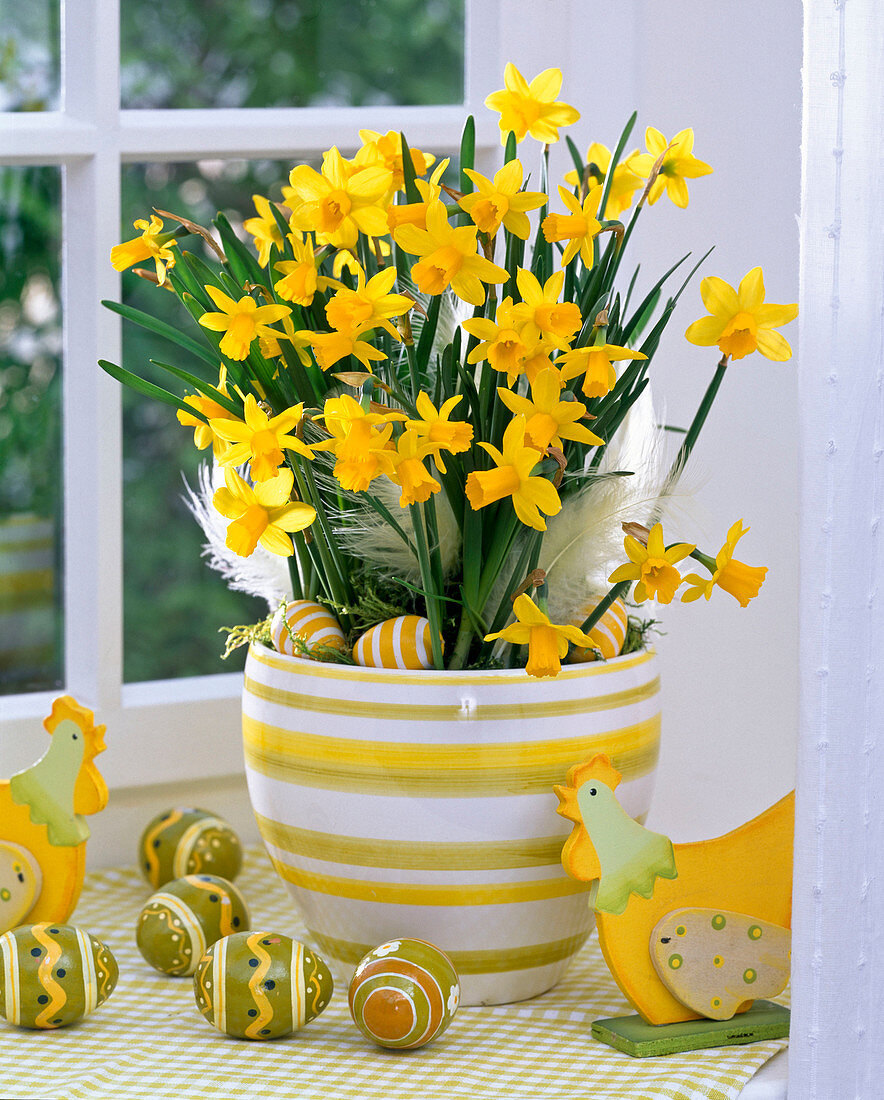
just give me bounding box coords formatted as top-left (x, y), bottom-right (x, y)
top-left (541, 185), bottom-right (604, 267)
top-left (212, 466), bottom-right (315, 558)
top-left (628, 127), bottom-right (712, 208)
top-left (685, 267), bottom-right (798, 361)
top-left (176, 366), bottom-right (236, 458)
top-left (243, 195), bottom-right (284, 267)
top-left (563, 142), bottom-right (642, 218)
top-left (463, 298), bottom-right (531, 385)
top-left (405, 393), bottom-right (474, 472)
top-left (681, 519), bottom-right (768, 607)
top-left (324, 264), bottom-right (413, 333)
top-left (211, 394), bottom-right (313, 481)
top-left (110, 215), bottom-right (177, 285)
top-left (556, 343), bottom-right (648, 399)
top-left (608, 522), bottom-right (695, 603)
top-left (511, 269), bottom-right (582, 348)
top-left (355, 129), bottom-right (435, 192)
top-left (274, 233), bottom-right (336, 306)
top-left (387, 430), bottom-right (443, 507)
top-left (285, 147), bottom-right (390, 249)
top-left (458, 161), bottom-right (546, 239)
top-left (311, 395), bottom-right (399, 492)
top-left (297, 320), bottom-right (389, 372)
top-left (198, 286), bottom-right (291, 362)
top-left (484, 64), bottom-right (580, 145)
top-left (386, 160), bottom-right (450, 233)
top-left (465, 415), bottom-right (562, 531)
top-left (497, 368), bottom-right (604, 451)
top-left (392, 199), bottom-right (509, 306)
top-left (484, 593), bottom-right (594, 678)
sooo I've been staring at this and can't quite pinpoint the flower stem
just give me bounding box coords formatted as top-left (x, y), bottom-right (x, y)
top-left (580, 581), bottom-right (631, 633)
top-left (662, 354), bottom-right (729, 495)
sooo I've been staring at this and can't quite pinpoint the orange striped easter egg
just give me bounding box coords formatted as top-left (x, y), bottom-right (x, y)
top-left (569, 597), bottom-right (629, 662)
top-left (270, 600), bottom-right (347, 658)
top-left (352, 615), bottom-right (440, 670)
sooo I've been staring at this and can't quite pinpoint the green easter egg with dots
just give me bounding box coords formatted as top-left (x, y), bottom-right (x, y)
top-left (136, 874), bottom-right (249, 976)
top-left (0, 923), bottom-right (118, 1029)
top-left (139, 808), bottom-right (242, 889)
top-left (193, 931), bottom-right (333, 1040)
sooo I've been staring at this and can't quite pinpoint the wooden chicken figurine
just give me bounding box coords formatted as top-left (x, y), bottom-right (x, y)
top-left (555, 754), bottom-right (793, 1034)
top-left (0, 696), bottom-right (108, 934)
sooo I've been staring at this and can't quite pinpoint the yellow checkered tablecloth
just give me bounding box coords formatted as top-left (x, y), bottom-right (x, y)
top-left (0, 847), bottom-right (787, 1100)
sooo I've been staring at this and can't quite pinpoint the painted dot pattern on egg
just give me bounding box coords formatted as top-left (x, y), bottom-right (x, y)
top-left (348, 938), bottom-right (459, 1050)
top-left (570, 598), bottom-right (629, 662)
top-left (0, 923), bottom-right (118, 1029)
top-left (270, 600), bottom-right (347, 658)
top-left (352, 616), bottom-right (438, 670)
top-left (136, 874), bottom-right (249, 976)
top-left (138, 807), bottom-right (243, 889)
top-left (193, 931), bottom-right (333, 1040)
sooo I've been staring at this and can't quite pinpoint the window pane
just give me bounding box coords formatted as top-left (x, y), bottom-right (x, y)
top-left (0, 166), bottom-right (63, 694)
top-left (0, 3), bottom-right (61, 111)
top-left (120, 160), bottom-right (287, 683)
top-left (121, 0), bottom-right (464, 109)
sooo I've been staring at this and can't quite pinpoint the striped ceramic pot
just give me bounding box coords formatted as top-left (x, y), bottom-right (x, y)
top-left (242, 642), bottom-right (661, 1005)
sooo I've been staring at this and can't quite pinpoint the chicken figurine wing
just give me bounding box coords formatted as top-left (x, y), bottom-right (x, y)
top-left (555, 753), bottom-right (793, 1032)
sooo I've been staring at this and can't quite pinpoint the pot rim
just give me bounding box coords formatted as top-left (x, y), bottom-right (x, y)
top-left (247, 640), bottom-right (656, 684)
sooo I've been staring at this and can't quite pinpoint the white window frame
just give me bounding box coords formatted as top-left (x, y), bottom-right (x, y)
top-left (0, 0), bottom-right (505, 786)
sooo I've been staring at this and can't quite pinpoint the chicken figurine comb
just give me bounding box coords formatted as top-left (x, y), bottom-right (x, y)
top-left (554, 753), bottom-right (793, 1056)
top-left (0, 697), bottom-right (108, 934)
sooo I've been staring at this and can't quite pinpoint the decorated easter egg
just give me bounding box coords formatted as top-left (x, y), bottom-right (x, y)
top-left (193, 931), bottom-right (333, 1039)
top-left (139, 807), bottom-right (242, 888)
top-left (0, 923), bottom-right (118, 1029)
top-left (650, 907), bottom-right (792, 1021)
top-left (136, 874), bottom-right (250, 976)
top-left (270, 600), bottom-right (347, 657)
top-left (348, 938), bottom-right (459, 1049)
top-left (352, 615), bottom-right (439, 670)
top-left (569, 597), bottom-right (629, 662)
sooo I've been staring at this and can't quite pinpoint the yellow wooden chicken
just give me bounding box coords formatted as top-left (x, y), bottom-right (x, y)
top-left (0, 696), bottom-right (108, 933)
top-left (555, 753), bottom-right (793, 1026)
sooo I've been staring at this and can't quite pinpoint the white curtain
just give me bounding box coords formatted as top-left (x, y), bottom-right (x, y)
top-left (792, 1), bottom-right (884, 1094)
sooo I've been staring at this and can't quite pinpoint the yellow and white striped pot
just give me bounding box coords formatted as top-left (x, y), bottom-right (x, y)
top-left (242, 642), bottom-right (661, 1005)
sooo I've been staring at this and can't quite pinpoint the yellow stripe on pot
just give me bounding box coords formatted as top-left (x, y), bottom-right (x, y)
top-left (311, 931), bottom-right (591, 975)
top-left (243, 674), bottom-right (659, 723)
top-left (242, 715), bottom-right (661, 795)
top-left (269, 856), bottom-right (589, 906)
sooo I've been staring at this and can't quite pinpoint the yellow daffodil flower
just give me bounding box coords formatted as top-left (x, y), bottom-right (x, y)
top-left (176, 366), bottom-right (235, 458)
top-left (386, 159), bottom-right (450, 233)
top-left (285, 147), bottom-right (390, 250)
top-left (465, 415), bottom-right (562, 531)
top-left (211, 393), bottom-right (313, 481)
top-left (608, 522), bottom-right (695, 603)
top-left (484, 593), bottom-right (594, 678)
top-left (393, 199), bottom-right (509, 306)
top-left (685, 267), bottom-right (798, 361)
top-left (311, 395), bottom-right (400, 492)
top-left (497, 368), bottom-right (604, 451)
top-left (563, 142), bottom-right (642, 219)
top-left (405, 393), bottom-right (474, 472)
top-left (387, 430), bottom-right (443, 507)
top-left (511, 269), bottom-right (582, 348)
top-left (355, 129), bottom-right (435, 193)
top-left (110, 215), bottom-right (177, 285)
top-left (681, 519), bottom-right (768, 606)
top-left (324, 263), bottom-right (413, 333)
top-left (484, 64), bottom-right (580, 145)
top-left (198, 286), bottom-right (291, 362)
top-left (243, 195), bottom-right (284, 267)
top-left (212, 466), bottom-right (315, 558)
top-left (274, 233), bottom-right (336, 306)
top-left (463, 298), bottom-right (531, 385)
top-left (556, 343), bottom-right (648, 399)
top-left (458, 160), bottom-right (547, 239)
top-left (297, 320), bottom-right (389, 372)
top-left (541, 184), bottom-right (604, 267)
top-left (628, 127), bottom-right (712, 208)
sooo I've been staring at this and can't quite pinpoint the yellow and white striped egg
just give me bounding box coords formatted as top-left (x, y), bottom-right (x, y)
top-left (0, 923), bottom-right (118, 1029)
top-left (352, 615), bottom-right (439, 670)
top-left (193, 931), bottom-right (333, 1040)
top-left (136, 874), bottom-right (250, 977)
top-left (270, 600), bottom-right (347, 658)
top-left (569, 597), bottom-right (629, 662)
